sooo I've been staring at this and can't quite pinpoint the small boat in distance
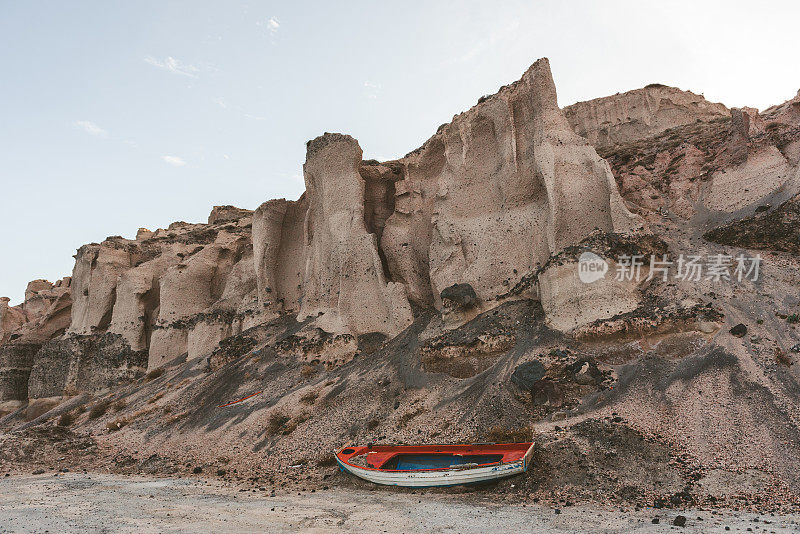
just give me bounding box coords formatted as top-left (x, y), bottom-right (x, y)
top-left (335, 442), bottom-right (534, 487)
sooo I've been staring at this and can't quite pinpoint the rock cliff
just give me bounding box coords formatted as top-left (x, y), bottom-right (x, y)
top-left (0, 58), bottom-right (644, 402)
top-left (564, 84), bottom-right (728, 149)
top-left (0, 279), bottom-right (72, 402)
top-left (1, 58), bottom-right (644, 402)
top-left (0, 58), bottom-right (751, 405)
top-left (298, 134), bottom-right (414, 336)
top-left (563, 82), bottom-right (799, 221)
top-left (3, 58), bottom-right (800, 510)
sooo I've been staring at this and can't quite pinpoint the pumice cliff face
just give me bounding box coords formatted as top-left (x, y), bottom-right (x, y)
top-left (0, 58), bottom-right (643, 402)
top-left (379, 58), bottom-right (642, 327)
top-left (298, 133), bottom-right (414, 337)
top-left (563, 84), bottom-right (729, 149)
top-left (6, 56), bottom-right (800, 510)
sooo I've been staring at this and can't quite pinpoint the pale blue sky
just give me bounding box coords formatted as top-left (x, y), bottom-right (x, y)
top-left (2, 1), bottom-right (798, 305)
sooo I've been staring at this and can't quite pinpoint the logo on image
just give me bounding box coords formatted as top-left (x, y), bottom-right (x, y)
top-left (578, 252), bottom-right (608, 284)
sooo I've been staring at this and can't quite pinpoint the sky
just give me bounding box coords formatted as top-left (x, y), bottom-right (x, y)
top-left (1, 0), bottom-right (799, 305)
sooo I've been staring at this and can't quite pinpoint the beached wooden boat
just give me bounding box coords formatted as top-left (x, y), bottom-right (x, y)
top-left (335, 442), bottom-right (534, 487)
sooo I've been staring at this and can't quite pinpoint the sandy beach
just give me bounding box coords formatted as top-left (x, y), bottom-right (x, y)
top-left (1, 473), bottom-right (798, 533)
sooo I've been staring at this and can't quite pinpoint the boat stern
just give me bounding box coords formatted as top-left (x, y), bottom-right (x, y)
top-left (521, 442), bottom-right (535, 472)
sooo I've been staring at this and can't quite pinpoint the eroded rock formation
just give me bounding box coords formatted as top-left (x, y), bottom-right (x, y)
top-left (1, 57), bottom-right (650, 402)
top-left (381, 59), bottom-right (642, 330)
top-left (577, 85), bottom-right (800, 220)
top-left (564, 84), bottom-right (729, 149)
top-left (0, 298), bottom-right (26, 344)
top-left (252, 196), bottom-right (307, 315)
top-left (298, 133), bottom-right (414, 336)
top-left (0, 278), bottom-right (72, 402)
top-left (5, 58), bottom-right (800, 511)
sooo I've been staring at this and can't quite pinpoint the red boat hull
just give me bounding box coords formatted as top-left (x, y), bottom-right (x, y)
top-left (335, 442), bottom-right (534, 487)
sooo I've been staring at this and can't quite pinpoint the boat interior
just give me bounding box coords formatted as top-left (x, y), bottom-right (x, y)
top-left (337, 443), bottom-right (533, 472)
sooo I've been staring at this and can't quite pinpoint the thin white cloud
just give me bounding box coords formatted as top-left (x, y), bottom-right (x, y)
top-left (162, 155), bottom-right (186, 167)
top-left (267, 17), bottom-right (280, 33)
top-left (214, 96), bottom-right (267, 120)
top-left (144, 56), bottom-right (200, 78)
top-left (364, 81), bottom-right (381, 100)
top-left (75, 120), bottom-right (108, 137)
top-left (454, 20), bottom-right (521, 64)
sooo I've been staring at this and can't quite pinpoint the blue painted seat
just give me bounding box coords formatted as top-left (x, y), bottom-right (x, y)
top-left (389, 454), bottom-right (504, 470)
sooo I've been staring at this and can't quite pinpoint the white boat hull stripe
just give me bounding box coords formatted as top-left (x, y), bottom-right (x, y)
top-left (336, 458), bottom-right (526, 487)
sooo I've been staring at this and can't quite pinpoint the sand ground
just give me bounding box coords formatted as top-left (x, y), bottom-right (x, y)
top-left (0, 473), bottom-right (798, 533)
